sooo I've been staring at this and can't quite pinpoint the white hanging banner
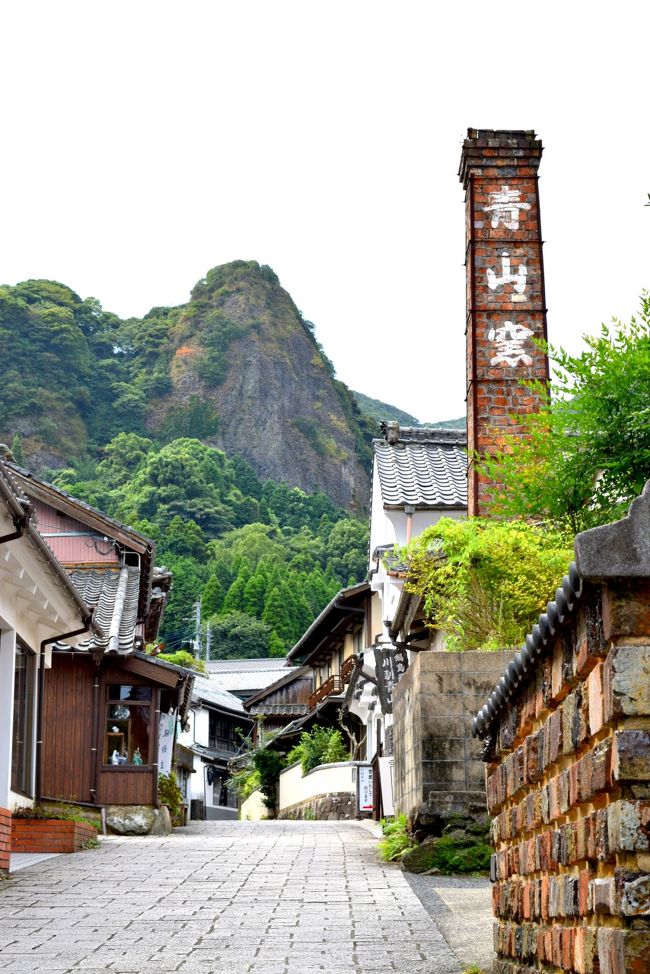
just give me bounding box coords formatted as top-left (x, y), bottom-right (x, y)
top-left (158, 712), bottom-right (176, 775)
top-left (378, 756), bottom-right (395, 817)
top-left (357, 765), bottom-right (374, 813)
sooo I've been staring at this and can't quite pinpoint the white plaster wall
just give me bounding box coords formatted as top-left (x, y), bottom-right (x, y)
top-left (0, 627), bottom-right (16, 809)
top-left (240, 788), bottom-right (268, 820)
top-left (279, 761), bottom-right (359, 811)
top-left (368, 463), bottom-right (397, 568)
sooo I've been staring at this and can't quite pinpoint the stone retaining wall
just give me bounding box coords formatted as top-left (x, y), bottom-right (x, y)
top-left (474, 486), bottom-right (650, 974)
top-left (393, 649), bottom-right (513, 826)
top-left (278, 792), bottom-right (357, 821)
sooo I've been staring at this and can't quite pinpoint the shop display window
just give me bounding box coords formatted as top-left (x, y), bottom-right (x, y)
top-left (104, 684), bottom-right (151, 766)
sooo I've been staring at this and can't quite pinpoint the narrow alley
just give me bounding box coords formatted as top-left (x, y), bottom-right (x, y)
top-left (0, 821), bottom-right (491, 974)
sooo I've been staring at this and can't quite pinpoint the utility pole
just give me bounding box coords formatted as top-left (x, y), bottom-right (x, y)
top-left (206, 624), bottom-right (212, 663)
top-left (194, 599), bottom-right (202, 659)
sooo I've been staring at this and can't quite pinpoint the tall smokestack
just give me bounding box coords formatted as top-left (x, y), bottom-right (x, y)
top-left (459, 129), bottom-right (549, 517)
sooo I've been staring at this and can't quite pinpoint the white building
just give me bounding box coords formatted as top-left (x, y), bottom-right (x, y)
top-left (178, 675), bottom-right (252, 820)
top-left (0, 457), bottom-right (96, 869)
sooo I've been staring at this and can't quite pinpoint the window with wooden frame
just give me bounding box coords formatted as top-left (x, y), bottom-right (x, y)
top-left (104, 684), bottom-right (152, 766)
top-left (11, 639), bottom-right (36, 796)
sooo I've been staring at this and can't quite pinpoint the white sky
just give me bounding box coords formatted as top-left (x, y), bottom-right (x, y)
top-left (2, 2), bottom-right (648, 423)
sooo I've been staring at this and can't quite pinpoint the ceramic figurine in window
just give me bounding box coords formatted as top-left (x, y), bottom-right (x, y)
top-left (110, 749), bottom-right (120, 765)
top-left (131, 747), bottom-right (143, 765)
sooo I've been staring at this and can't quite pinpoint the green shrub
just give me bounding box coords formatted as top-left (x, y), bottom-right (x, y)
top-left (378, 814), bottom-right (414, 862)
top-left (252, 748), bottom-right (286, 814)
top-left (402, 518), bottom-right (572, 651)
top-left (401, 834), bottom-right (492, 875)
top-left (286, 725), bottom-right (349, 774)
top-left (12, 803), bottom-right (99, 829)
top-left (157, 771), bottom-right (184, 826)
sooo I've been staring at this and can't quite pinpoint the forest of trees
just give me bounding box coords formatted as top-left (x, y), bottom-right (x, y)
top-left (54, 435), bottom-right (369, 658)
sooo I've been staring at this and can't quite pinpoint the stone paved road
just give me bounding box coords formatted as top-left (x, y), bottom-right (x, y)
top-left (0, 821), bottom-right (472, 974)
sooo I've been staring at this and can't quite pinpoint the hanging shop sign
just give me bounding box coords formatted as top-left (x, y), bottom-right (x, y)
top-left (357, 765), bottom-right (374, 813)
top-left (158, 711), bottom-right (176, 775)
top-left (373, 645), bottom-right (409, 714)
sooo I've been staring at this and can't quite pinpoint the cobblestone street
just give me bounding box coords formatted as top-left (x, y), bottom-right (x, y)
top-left (0, 821), bottom-right (491, 974)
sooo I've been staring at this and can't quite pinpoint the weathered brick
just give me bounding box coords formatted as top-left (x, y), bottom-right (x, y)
top-left (592, 876), bottom-right (615, 914)
top-left (587, 661), bottom-right (605, 734)
top-left (620, 928), bottom-right (650, 972)
top-left (603, 580), bottom-right (650, 640)
top-left (592, 738), bottom-right (613, 793)
top-left (574, 925), bottom-right (598, 974)
top-left (524, 731), bottom-right (541, 785)
top-left (613, 730), bottom-right (650, 782)
top-left (608, 800), bottom-right (650, 854)
top-left (597, 927), bottom-right (625, 974)
top-left (617, 870), bottom-right (650, 916)
top-left (548, 708), bottom-right (563, 765)
top-left (578, 866), bottom-right (593, 915)
top-left (604, 644), bottom-right (650, 720)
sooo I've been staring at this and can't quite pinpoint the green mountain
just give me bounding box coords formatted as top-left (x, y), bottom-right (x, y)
top-left (353, 391), bottom-right (464, 431)
top-left (0, 263), bottom-right (375, 511)
top-left (352, 392), bottom-right (421, 427)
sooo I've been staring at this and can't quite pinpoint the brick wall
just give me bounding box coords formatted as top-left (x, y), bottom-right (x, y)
top-left (0, 806), bottom-right (10, 872)
top-left (473, 486), bottom-right (650, 973)
top-left (393, 649), bottom-right (513, 820)
top-left (459, 129), bottom-right (549, 516)
top-left (11, 819), bottom-right (98, 854)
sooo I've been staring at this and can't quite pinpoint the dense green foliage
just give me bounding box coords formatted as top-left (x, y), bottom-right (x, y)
top-left (0, 263), bottom-right (375, 658)
top-left (403, 518), bottom-right (572, 651)
top-left (12, 803), bottom-right (99, 828)
top-left (157, 771), bottom-right (184, 826)
top-left (251, 748), bottom-right (286, 814)
top-left (56, 436), bottom-right (368, 656)
top-left (154, 650), bottom-right (206, 673)
top-left (286, 726), bottom-right (349, 774)
top-left (0, 263), bottom-right (375, 488)
top-left (400, 834), bottom-right (492, 874)
top-left (378, 814), bottom-right (415, 862)
top-left (479, 301), bottom-right (650, 532)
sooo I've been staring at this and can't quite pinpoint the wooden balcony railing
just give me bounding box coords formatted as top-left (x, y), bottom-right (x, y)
top-left (340, 655), bottom-right (357, 683)
top-left (308, 675), bottom-right (345, 710)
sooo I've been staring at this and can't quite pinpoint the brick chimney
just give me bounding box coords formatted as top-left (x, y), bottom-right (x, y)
top-left (459, 129), bottom-right (549, 516)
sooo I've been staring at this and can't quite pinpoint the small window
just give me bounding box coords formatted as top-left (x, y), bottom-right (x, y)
top-left (104, 684), bottom-right (151, 765)
top-left (12, 640), bottom-right (36, 795)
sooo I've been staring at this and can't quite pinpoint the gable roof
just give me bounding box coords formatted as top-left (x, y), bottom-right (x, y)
top-left (374, 424), bottom-right (467, 510)
top-left (204, 658), bottom-right (295, 696)
top-left (244, 664), bottom-right (311, 708)
top-left (287, 582), bottom-right (369, 664)
top-left (191, 675), bottom-right (249, 716)
top-left (0, 456), bottom-right (98, 639)
top-left (7, 462), bottom-right (156, 621)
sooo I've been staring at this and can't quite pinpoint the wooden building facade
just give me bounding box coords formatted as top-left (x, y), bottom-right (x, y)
top-left (40, 651), bottom-right (193, 808)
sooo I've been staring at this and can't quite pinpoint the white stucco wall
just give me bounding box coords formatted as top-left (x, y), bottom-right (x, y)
top-left (0, 515), bottom-right (89, 811)
top-left (240, 788), bottom-right (268, 821)
top-left (279, 761), bottom-right (363, 811)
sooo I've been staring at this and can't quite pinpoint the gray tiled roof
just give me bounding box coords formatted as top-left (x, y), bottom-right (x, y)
top-left (374, 427), bottom-right (467, 509)
top-left (204, 659), bottom-right (294, 694)
top-left (248, 703), bottom-right (309, 716)
top-left (205, 658), bottom-right (293, 672)
top-left (191, 675), bottom-right (247, 714)
top-left (63, 567), bottom-right (140, 655)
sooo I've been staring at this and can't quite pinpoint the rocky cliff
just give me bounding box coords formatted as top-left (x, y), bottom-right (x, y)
top-left (154, 262), bottom-right (371, 510)
top-left (0, 264), bottom-right (374, 511)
